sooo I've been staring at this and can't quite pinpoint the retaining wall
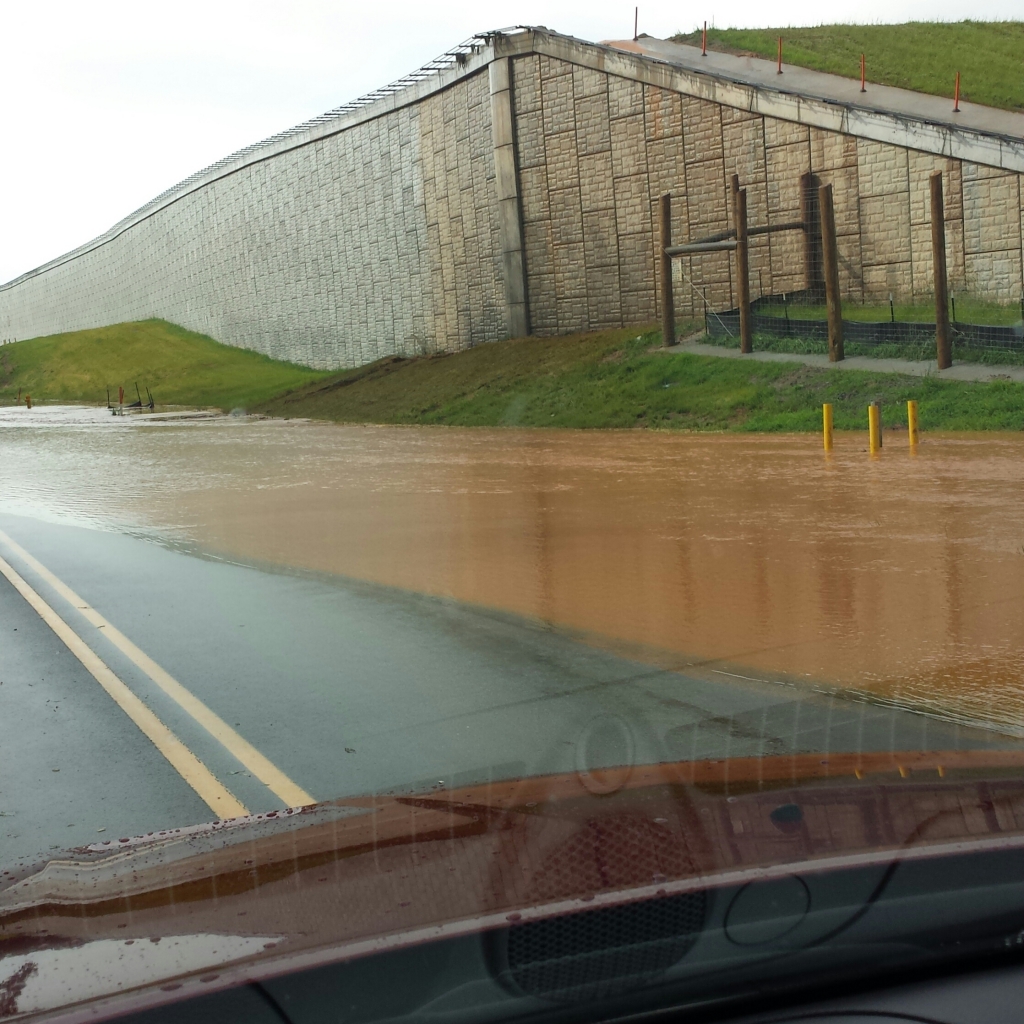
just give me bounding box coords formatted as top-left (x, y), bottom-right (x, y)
top-left (1, 28), bottom-right (1022, 368)
top-left (0, 57), bottom-right (507, 368)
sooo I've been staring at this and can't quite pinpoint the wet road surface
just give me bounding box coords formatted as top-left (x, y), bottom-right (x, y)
top-left (6, 409), bottom-right (1024, 732)
top-left (3, 511), bottom-right (1018, 867)
top-left (5, 407), bottom-right (1024, 866)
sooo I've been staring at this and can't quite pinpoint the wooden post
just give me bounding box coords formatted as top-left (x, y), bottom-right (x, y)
top-left (731, 175), bottom-right (752, 354)
top-left (818, 183), bottom-right (844, 362)
top-left (659, 192), bottom-right (675, 347)
top-left (931, 172), bottom-right (952, 370)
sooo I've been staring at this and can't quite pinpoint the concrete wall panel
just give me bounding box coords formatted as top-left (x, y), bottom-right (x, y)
top-left (3, 30), bottom-right (1024, 364)
top-left (0, 71), bottom-right (505, 367)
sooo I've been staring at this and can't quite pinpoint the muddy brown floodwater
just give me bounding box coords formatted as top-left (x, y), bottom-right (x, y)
top-left (3, 407), bottom-right (1024, 734)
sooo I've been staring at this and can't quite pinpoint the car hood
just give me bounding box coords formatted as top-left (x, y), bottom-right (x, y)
top-left (4, 749), bottom-right (1024, 1021)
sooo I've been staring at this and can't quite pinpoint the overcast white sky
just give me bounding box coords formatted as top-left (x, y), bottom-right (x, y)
top-left (1, 1), bottom-right (1019, 284)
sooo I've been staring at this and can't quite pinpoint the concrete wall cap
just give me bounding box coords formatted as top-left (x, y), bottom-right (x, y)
top-left (3, 25), bottom-right (1022, 293)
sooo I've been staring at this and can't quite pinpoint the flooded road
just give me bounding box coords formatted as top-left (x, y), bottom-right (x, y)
top-left (3, 405), bottom-right (1024, 734)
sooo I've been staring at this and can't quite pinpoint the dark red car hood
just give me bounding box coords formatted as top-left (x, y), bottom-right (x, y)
top-left (4, 749), bottom-right (1024, 1021)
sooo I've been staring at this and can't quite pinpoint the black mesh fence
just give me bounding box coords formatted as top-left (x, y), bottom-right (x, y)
top-left (674, 173), bottom-right (1024, 358)
top-left (705, 295), bottom-right (1024, 353)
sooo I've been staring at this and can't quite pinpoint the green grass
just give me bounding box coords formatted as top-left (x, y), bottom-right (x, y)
top-left (9, 317), bottom-right (1023, 431)
top-left (670, 22), bottom-right (1024, 112)
top-left (255, 323), bottom-right (1024, 432)
top-left (0, 320), bottom-right (330, 410)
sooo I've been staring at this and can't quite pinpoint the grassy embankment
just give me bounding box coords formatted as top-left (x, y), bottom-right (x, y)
top-left (670, 21), bottom-right (1024, 112)
top-left (4, 318), bottom-right (1024, 431)
top-left (257, 324), bottom-right (1024, 432)
top-left (0, 320), bottom-right (329, 409)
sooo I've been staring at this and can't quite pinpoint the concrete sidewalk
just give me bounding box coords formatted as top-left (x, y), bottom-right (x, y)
top-left (671, 338), bottom-right (1024, 383)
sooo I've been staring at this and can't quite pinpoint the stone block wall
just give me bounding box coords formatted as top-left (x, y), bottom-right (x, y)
top-left (1, 32), bottom-right (1022, 368)
top-left (0, 70), bottom-right (505, 369)
top-left (512, 52), bottom-right (1024, 330)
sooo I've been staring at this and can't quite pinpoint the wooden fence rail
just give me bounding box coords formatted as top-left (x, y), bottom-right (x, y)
top-left (659, 172), bottom-right (955, 369)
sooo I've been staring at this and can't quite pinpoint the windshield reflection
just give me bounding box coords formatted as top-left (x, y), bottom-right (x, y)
top-left (3, 414), bottom-right (1024, 732)
top-left (3, 412), bottom-right (1024, 1021)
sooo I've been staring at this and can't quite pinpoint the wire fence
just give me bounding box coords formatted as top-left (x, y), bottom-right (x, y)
top-left (706, 294), bottom-right (1024, 353)
top-left (664, 171), bottom-right (1024, 364)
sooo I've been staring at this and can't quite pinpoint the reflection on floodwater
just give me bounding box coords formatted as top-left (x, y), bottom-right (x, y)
top-left (2, 406), bottom-right (1024, 733)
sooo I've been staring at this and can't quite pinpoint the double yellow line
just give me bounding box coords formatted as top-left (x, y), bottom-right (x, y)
top-left (0, 529), bottom-right (314, 819)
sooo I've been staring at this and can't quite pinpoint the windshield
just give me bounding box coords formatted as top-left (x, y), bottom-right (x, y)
top-left (3, 18), bottom-right (1024, 1024)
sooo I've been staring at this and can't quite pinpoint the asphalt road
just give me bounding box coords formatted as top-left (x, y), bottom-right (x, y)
top-left (2, 511), bottom-right (1019, 868)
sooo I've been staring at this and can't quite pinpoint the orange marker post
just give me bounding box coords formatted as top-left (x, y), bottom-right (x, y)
top-left (953, 72), bottom-right (961, 113)
top-left (860, 53), bottom-right (866, 92)
top-left (702, 20), bottom-right (707, 56)
top-left (777, 36), bottom-right (783, 74)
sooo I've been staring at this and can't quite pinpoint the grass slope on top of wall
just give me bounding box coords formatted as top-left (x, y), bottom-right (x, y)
top-left (0, 320), bottom-right (329, 410)
top-left (670, 22), bottom-right (1024, 113)
top-left (255, 325), bottom-right (1024, 432)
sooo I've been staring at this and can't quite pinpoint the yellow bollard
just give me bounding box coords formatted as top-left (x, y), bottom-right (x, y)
top-left (868, 403), bottom-right (881, 453)
top-left (907, 399), bottom-right (919, 446)
top-left (822, 403), bottom-right (833, 451)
